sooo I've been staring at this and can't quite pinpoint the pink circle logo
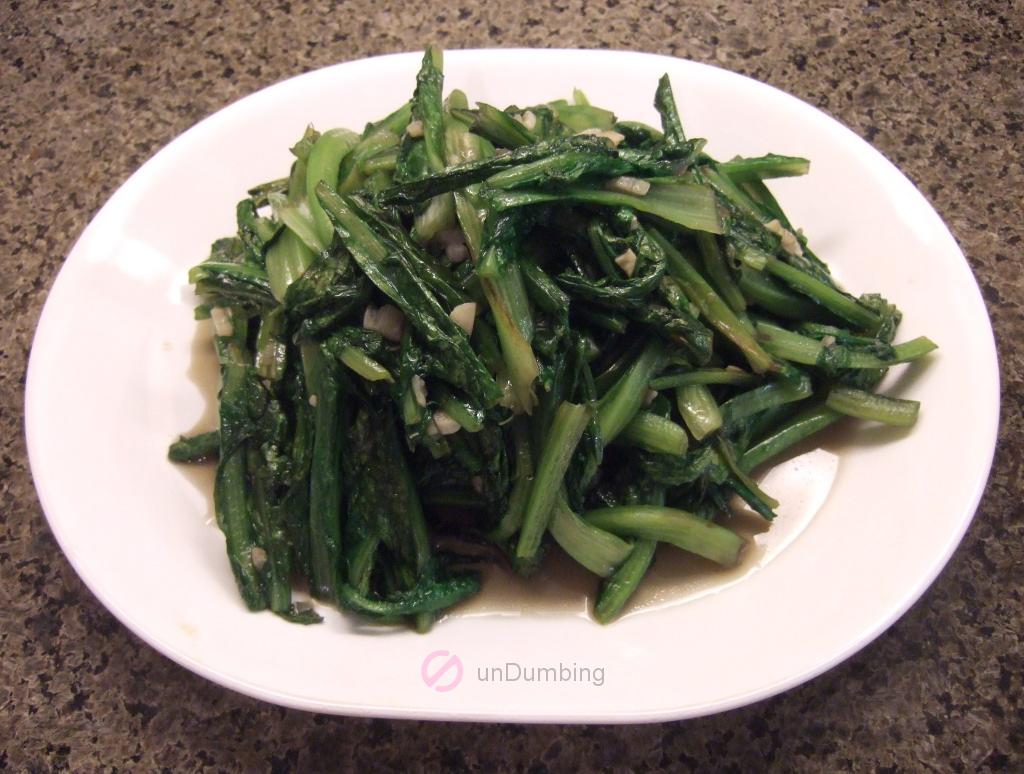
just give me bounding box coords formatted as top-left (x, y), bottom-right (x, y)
top-left (421, 650), bottom-right (463, 692)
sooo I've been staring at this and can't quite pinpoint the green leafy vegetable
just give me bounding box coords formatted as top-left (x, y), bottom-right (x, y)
top-left (170, 47), bottom-right (935, 629)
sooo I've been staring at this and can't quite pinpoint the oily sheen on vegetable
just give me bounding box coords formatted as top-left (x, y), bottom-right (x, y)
top-left (169, 47), bottom-right (936, 629)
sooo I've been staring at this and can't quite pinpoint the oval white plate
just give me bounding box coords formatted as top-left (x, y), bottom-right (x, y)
top-left (25, 49), bottom-right (998, 722)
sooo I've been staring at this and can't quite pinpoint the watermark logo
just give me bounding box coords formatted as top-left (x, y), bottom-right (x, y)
top-left (477, 661), bottom-right (605, 687)
top-left (421, 649), bottom-right (463, 692)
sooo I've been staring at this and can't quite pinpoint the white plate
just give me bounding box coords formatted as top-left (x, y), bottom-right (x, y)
top-left (25, 49), bottom-right (999, 722)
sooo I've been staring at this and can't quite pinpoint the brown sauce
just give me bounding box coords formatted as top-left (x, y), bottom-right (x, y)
top-left (171, 320), bottom-right (219, 523)
top-left (184, 318), bottom-right (220, 436)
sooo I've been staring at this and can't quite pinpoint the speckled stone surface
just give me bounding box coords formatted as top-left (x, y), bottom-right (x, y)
top-left (2, 0), bottom-right (1022, 770)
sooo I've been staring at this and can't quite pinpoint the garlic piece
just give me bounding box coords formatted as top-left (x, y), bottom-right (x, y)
top-left (363, 303), bottom-right (405, 342)
top-left (604, 176), bottom-right (651, 196)
top-left (449, 302), bottom-right (477, 335)
top-left (614, 248), bottom-right (638, 277)
top-left (764, 219), bottom-right (804, 257)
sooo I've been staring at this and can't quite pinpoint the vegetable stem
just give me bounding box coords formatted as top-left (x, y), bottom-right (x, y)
top-left (651, 226), bottom-right (778, 374)
top-left (515, 402), bottom-right (594, 571)
top-left (584, 506), bottom-right (745, 567)
top-left (549, 495), bottom-right (633, 578)
top-left (826, 386), bottom-right (921, 426)
top-left (594, 538), bottom-right (657, 624)
top-left (596, 340), bottom-right (665, 444)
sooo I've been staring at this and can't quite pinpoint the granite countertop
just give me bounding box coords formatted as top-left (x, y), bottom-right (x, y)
top-left (2, 1), bottom-right (1021, 770)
